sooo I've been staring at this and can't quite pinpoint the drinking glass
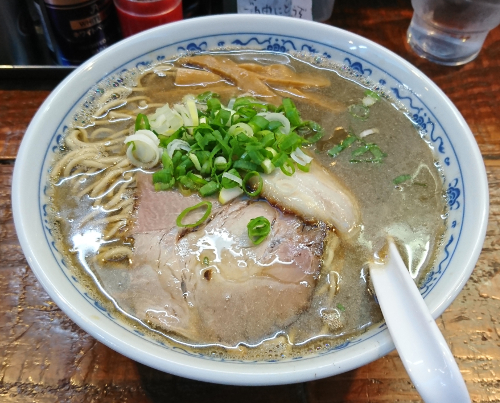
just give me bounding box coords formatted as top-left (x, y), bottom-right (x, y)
top-left (407, 0), bottom-right (500, 66)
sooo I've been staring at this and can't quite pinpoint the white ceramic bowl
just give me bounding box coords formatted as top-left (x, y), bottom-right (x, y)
top-left (12, 15), bottom-right (488, 385)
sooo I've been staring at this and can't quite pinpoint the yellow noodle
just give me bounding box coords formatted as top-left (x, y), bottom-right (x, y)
top-left (65, 129), bottom-right (104, 149)
top-left (88, 166), bottom-right (130, 198)
top-left (104, 181), bottom-right (135, 209)
top-left (56, 88), bottom-right (145, 261)
top-left (52, 149), bottom-right (97, 179)
top-left (96, 246), bottom-right (133, 261)
top-left (63, 151), bottom-right (105, 177)
top-left (93, 88), bottom-right (132, 117)
top-left (89, 127), bottom-right (114, 140)
top-left (80, 197), bottom-right (133, 227)
top-left (108, 111), bottom-right (134, 119)
top-left (92, 210), bottom-right (133, 227)
top-left (103, 220), bottom-right (128, 239)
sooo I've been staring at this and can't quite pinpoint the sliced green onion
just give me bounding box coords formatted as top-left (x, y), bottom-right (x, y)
top-left (296, 162), bottom-right (310, 172)
top-left (167, 139), bottom-right (191, 158)
top-left (161, 151), bottom-right (174, 171)
top-left (368, 144), bottom-right (386, 162)
top-left (186, 98), bottom-right (199, 127)
top-left (152, 169), bottom-right (175, 189)
top-left (282, 98), bottom-right (301, 126)
top-left (197, 91), bottom-right (219, 102)
top-left (265, 147), bottom-right (278, 157)
top-left (351, 144), bottom-right (370, 157)
top-left (297, 121), bottom-right (324, 143)
top-left (222, 169), bottom-right (242, 188)
top-left (176, 201), bottom-right (212, 228)
top-left (207, 97), bottom-right (221, 111)
top-left (199, 181), bottom-right (219, 197)
top-left (359, 128), bottom-right (379, 138)
top-left (327, 134), bottom-right (357, 157)
top-left (260, 131), bottom-right (276, 147)
top-left (219, 186), bottom-right (244, 204)
top-left (228, 122), bottom-right (253, 137)
top-left (247, 216), bottom-right (271, 245)
top-left (187, 172), bottom-right (208, 186)
top-left (248, 115), bottom-right (269, 132)
top-left (135, 113), bottom-right (150, 131)
top-left (154, 182), bottom-right (173, 191)
top-left (348, 104), bottom-right (370, 120)
top-left (233, 159), bottom-right (259, 171)
top-left (213, 109), bottom-right (231, 126)
top-left (267, 120), bottom-right (284, 132)
top-left (364, 89), bottom-right (381, 101)
top-left (247, 149), bottom-right (266, 165)
top-left (188, 153), bottom-right (202, 171)
top-left (261, 158), bottom-right (275, 174)
top-left (393, 174), bottom-right (411, 185)
top-left (280, 158), bottom-right (295, 176)
top-left (178, 175), bottom-right (198, 190)
top-left (271, 152), bottom-right (288, 168)
top-left (290, 147), bottom-right (313, 166)
top-left (258, 112), bottom-right (290, 134)
top-left (214, 156), bottom-right (228, 171)
top-left (336, 303), bottom-right (346, 311)
top-left (243, 171), bottom-right (263, 197)
top-left (277, 131), bottom-right (302, 153)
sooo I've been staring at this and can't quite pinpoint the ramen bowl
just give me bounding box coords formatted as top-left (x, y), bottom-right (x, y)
top-left (12, 14), bottom-right (488, 385)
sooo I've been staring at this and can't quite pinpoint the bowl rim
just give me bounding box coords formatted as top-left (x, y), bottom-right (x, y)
top-left (11, 14), bottom-right (489, 385)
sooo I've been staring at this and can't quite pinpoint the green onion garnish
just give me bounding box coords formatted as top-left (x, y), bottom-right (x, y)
top-left (348, 104), bottom-right (370, 120)
top-left (247, 216), bottom-right (271, 245)
top-left (136, 94), bottom-right (323, 202)
top-left (328, 131), bottom-right (386, 163)
top-left (336, 303), bottom-right (346, 311)
top-left (176, 201), bottom-right (212, 228)
top-left (280, 158), bottom-right (296, 176)
top-left (135, 113), bottom-right (150, 131)
top-left (364, 89), bottom-right (381, 101)
top-left (243, 171), bottom-right (263, 197)
top-left (282, 98), bottom-right (301, 126)
top-left (328, 134), bottom-right (357, 157)
top-left (393, 174), bottom-right (412, 185)
top-left (199, 181), bottom-right (219, 197)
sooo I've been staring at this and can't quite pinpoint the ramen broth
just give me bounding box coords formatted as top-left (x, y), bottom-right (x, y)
top-left (48, 51), bottom-right (447, 359)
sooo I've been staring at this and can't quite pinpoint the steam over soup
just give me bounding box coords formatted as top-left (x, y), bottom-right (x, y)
top-left (48, 51), bottom-right (447, 359)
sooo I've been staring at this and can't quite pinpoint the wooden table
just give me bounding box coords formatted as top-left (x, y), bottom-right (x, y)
top-left (1, 1), bottom-right (499, 401)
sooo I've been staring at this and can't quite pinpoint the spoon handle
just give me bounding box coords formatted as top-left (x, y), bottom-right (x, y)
top-left (369, 241), bottom-right (470, 403)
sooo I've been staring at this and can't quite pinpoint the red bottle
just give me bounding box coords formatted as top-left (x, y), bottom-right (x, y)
top-left (113, 0), bottom-right (183, 37)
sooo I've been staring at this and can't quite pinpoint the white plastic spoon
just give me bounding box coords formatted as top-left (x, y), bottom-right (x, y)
top-left (368, 238), bottom-right (470, 403)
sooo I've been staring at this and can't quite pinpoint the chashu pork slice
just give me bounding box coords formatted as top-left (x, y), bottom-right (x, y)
top-left (119, 174), bottom-right (330, 346)
top-left (256, 161), bottom-right (361, 238)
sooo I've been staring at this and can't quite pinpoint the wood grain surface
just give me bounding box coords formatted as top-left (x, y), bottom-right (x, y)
top-left (1, 0), bottom-right (499, 401)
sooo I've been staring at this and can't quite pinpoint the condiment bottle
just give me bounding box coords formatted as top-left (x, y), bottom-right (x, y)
top-left (113, 0), bottom-right (183, 38)
top-left (33, 0), bottom-right (122, 66)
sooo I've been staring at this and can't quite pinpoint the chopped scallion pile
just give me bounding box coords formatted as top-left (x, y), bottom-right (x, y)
top-left (130, 94), bottom-right (324, 203)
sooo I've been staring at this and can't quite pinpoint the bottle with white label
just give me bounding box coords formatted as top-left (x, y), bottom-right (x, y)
top-left (33, 0), bottom-right (121, 65)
